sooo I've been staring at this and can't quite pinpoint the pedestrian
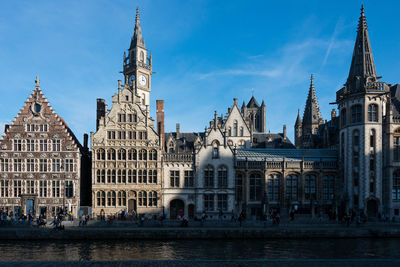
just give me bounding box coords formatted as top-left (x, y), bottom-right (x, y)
top-left (201, 211), bottom-right (206, 227)
top-left (218, 209), bottom-right (223, 223)
top-left (230, 210), bottom-right (236, 222)
top-left (290, 209), bottom-right (295, 222)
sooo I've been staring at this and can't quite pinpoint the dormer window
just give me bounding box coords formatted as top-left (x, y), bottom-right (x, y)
top-left (212, 140), bottom-right (219, 159)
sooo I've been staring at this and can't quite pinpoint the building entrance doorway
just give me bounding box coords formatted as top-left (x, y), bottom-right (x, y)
top-left (367, 199), bottom-right (378, 217)
top-left (39, 206), bottom-right (47, 217)
top-left (170, 199), bottom-right (184, 219)
top-left (188, 204), bottom-right (195, 219)
top-left (26, 199), bottom-right (34, 216)
top-left (128, 199), bottom-right (137, 214)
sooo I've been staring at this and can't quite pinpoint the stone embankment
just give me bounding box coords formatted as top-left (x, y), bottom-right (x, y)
top-left (1, 225), bottom-right (400, 240)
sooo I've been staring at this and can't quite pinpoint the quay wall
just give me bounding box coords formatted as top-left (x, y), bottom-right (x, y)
top-left (1, 227), bottom-right (400, 240)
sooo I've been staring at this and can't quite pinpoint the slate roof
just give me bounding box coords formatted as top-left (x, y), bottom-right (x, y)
top-left (252, 133), bottom-right (295, 149)
top-left (237, 148), bottom-right (337, 162)
top-left (247, 96), bottom-right (260, 108)
top-left (391, 84), bottom-right (400, 116)
top-left (165, 132), bottom-right (204, 153)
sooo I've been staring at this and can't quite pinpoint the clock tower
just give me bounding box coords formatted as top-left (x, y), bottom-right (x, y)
top-left (123, 7), bottom-right (152, 107)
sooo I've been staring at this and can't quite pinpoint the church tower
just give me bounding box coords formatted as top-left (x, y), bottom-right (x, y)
top-left (123, 8), bottom-right (152, 108)
top-left (336, 6), bottom-right (390, 215)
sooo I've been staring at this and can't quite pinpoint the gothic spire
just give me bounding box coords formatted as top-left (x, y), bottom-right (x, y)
top-left (302, 74), bottom-right (322, 126)
top-left (347, 5), bottom-right (377, 86)
top-left (130, 7), bottom-right (145, 49)
top-left (295, 109), bottom-right (302, 126)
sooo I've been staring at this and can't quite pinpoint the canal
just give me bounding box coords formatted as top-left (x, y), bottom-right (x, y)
top-left (1, 239), bottom-right (400, 261)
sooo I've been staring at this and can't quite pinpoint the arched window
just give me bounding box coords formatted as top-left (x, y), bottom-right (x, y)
top-left (149, 150), bottom-right (157, 161)
top-left (393, 171), bottom-right (400, 200)
top-left (107, 149), bottom-right (116, 160)
top-left (217, 165), bottom-right (228, 187)
top-left (351, 105), bottom-right (362, 123)
top-left (341, 108), bottom-right (346, 126)
top-left (122, 191), bottom-right (126, 206)
top-left (138, 191), bottom-right (147, 206)
top-left (368, 104), bottom-right (378, 122)
top-left (240, 127), bottom-right (244, 137)
top-left (111, 170), bottom-right (116, 183)
top-left (235, 173), bottom-right (243, 201)
top-left (107, 170), bottom-right (111, 183)
top-left (204, 165), bottom-right (214, 188)
top-left (212, 140), bottom-right (219, 159)
top-left (139, 149), bottom-right (147, 160)
top-left (250, 173), bottom-right (262, 201)
top-left (234, 121), bottom-right (238, 136)
top-left (118, 149), bottom-right (126, 160)
top-left (111, 191), bottom-right (116, 206)
top-left (118, 191), bottom-right (122, 206)
top-left (97, 149), bottom-right (105, 160)
top-left (286, 174), bottom-right (298, 200)
top-left (117, 170), bottom-right (122, 183)
top-left (107, 192), bottom-right (111, 206)
top-left (323, 175), bottom-right (335, 200)
top-left (128, 149), bottom-right (137, 160)
top-left (122, 170), bottom-right (126, 183)
top-left (305, 174), bottom-right (317, 200)
top-left (148, 191), bottom-right (157, 207)
top-left (353, 130), bottom-right (360, 168)
top-left (140, 51), bottom-right (144, 62)
top-left (168, 142), bottom-right (175, 153)
top-left (96, 191), bottom-right (101, 206)
top-left (268, 174), bottom-right (280, 201)
top-left (96, 170), bottom-right (101, 183)
top-left (228, 127), bottom-right (232, 136)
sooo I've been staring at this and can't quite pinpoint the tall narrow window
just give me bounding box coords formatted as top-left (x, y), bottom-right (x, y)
top-left (268, 174), bottom-right (280, 201)
top-left (170, 170), bottom-right (179, 187)
top-left (368, 104), bottom-right (378, 122)
top-left (217, 194), bottom-right (228, 211)
top-left (393, 171), bottom-right (400, 200)
top-left (204, 194), bottom-right (214, 211)
top-left (286, 174), bottom-right (298, 200)
top-left (65, 181), bottom-right (74, 198)
top-left (323, 175), bottom-right (335, 200)
top-left (235, 173), bottom-right (243, 201)
top-left (353, 130), bottom-right (360, 168)
top-left (341, 108), bottom-right (347, 126)
top-left (184, 170), bottom-right (194, 187)
top-left (234, 121), bottom-right (238, 136)
top-left (250, 173), bottom-right (262, 201)
top-left (304, 174), bottom-right (317, 200)
top-left (351, 105), bottom-right (362, 123)
top-left (217, 166), bottom-right (228, 187)
top-left (204, 165), bottom-right (214, 188)
top-left (212, 141), bottom-right (219, 159)
top-left (394, 136), bottom-right (400, 162)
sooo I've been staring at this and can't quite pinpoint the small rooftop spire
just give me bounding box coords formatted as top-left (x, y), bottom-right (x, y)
top-left (303, 74), bottom-right (322, 126)
top-left (295, 109), bottom-right (302, 126)
top-left (35, 75), bottom-right (40, 87)
top-left (130, 7), bottom-right (145, 49)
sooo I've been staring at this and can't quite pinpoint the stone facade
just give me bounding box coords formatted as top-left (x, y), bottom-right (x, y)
top-left (90, 9), bottom-right (162, 218)
top-left (0, 79), bottom-right (85, 218)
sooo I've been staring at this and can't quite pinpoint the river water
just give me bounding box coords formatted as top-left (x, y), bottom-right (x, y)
top-left (1, 239), bottom-right (400, 261)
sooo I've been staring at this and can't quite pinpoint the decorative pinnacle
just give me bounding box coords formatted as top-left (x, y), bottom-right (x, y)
top-left (361, 4), bottom-right (365, 16)
top-left (136, 7), bottom-right (140, 23)
top-left (310, 74), bottom-right (314, 87)
top-left (35, 75), bottom-right (40, 87)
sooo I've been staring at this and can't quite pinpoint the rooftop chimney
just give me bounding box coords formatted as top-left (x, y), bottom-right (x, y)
top-left (176, 123), bottom-right (180, 139)
top-left (283, 125), bottom-right (287, 140)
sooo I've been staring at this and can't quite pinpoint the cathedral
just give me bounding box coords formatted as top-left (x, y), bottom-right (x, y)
top-left (0, 6), bottom-right (399, 220)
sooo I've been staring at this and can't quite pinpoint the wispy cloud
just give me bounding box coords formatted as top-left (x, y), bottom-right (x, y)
top-left (197, 68), bottom-right (282, 80)
top-left (321, 17), bottom-right (345, 68)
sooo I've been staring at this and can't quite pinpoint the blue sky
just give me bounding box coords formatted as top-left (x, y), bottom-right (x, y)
top-left (0, 0), bottom-right (399, 144)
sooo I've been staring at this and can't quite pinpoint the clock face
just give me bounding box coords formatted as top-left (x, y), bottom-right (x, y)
top-left (139, 75), bottom-right (147, 86)
top-left (128, 75), bottom-right (135, 85)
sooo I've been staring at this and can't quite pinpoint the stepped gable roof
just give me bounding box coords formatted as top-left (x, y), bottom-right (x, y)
top-left (237, 148), bottom-right (337, 162)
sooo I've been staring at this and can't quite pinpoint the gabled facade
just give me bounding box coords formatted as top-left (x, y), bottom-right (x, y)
top-left (91, 9), bottom-right (162, 217)
top-left (0, 78), bottom-right (84, 218)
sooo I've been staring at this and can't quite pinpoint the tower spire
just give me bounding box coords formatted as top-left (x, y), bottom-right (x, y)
top-left (130, 7), bottom-right (145, 49)
top-left (346, 5), bottom-right (377, 90)
top-left (303, 74), bottom-right (322, 126)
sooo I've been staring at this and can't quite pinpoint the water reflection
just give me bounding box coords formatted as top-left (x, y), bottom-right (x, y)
top-left (0, 239), bottom-right (399, 261)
